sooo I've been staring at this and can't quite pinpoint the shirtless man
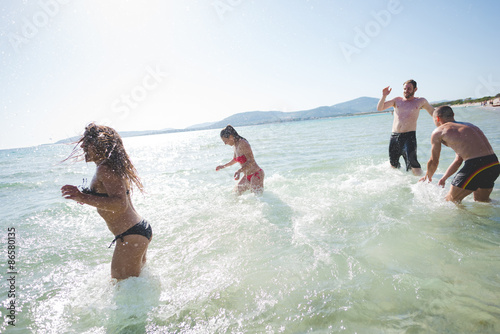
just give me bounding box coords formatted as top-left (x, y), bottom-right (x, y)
top-left (377, 79), bottom-right (435, 176)
top-left (420, 106), bottom-right (500, 203)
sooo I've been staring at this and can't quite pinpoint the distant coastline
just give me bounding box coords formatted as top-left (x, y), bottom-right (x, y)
top-left (55, 96), bottom-right (384, 144)
top-left (54, 109), bottom-right (390, 145)
top-left (434, 95), bottom-right (500, 108)
top-left (10, 93), bottom-right (499, 150)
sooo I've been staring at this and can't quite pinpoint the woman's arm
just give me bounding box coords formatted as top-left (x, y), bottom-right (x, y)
top-left (61, 165), bottom-right (129, 212)
top-left (216, 158), bottom-right (237, 171)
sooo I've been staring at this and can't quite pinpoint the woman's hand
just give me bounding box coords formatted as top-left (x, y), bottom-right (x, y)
top-left (61, 185), bottom-right (83, 202)
top-left (234, 170), bottom-right (241, 180)
top-left (216, 165), bottom-right (224, 171)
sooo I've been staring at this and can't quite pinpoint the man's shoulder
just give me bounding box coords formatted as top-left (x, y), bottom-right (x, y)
top-left (456, 121), bottom-right (474, 127)
top-left (392, 96), bottom-right (404, 105)
top-left (436, 122), bottom-right (458, 136)
top-left (396, 97), bottom-right (423, 109)
top-left (407, 97), bottom-right (432, 111)
top-left (431, 126), bottom-right (445, 140)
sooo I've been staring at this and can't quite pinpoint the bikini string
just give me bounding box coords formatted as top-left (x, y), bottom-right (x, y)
top-left (108, 235), bottom-right (125, 248)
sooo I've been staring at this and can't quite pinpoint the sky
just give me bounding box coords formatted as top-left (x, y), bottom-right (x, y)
top-left (1, 0), bottom-right (499, 149)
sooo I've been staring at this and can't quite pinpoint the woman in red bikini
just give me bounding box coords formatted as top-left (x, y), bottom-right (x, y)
top-left (61, 123), bottom-right (152, 280)
top-left (216, 125), bottom-right (265, 195)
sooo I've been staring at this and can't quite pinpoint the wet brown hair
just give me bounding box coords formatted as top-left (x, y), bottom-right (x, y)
top-left (64, 122), bottom-right (144, 193)
top-left (220, 125), bottom-right (246, 141)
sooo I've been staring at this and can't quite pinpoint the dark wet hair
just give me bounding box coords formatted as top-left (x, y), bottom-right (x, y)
top-left (434, 105), bottom-right (454, 120)
top-left (63, 122), bottom-right (144, 193)
top-left (404, 79), bottom-right (417, 89)
top-left (220, 125), bottom-right (245, 141)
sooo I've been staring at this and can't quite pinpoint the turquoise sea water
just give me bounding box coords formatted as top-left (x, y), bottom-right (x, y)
top-left (1, 106), bottom-right (500, 333)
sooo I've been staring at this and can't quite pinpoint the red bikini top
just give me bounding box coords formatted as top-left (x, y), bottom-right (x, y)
top-left (233, 155), bottom-right (247, 164)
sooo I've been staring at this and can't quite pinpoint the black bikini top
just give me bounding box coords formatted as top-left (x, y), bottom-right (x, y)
top-left (81, 187), bottom-right (109, 197)
top-left (81, 187), bottom-right (129, 197)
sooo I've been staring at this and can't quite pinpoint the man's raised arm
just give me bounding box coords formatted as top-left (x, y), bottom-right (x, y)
top-left (377, 86), bottom-right (395, 111)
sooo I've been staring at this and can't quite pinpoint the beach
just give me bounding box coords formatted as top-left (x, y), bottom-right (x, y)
top-left (1, 106), bottom-right (499, 333)
top-left (444, 97), bottom-right (500, 108)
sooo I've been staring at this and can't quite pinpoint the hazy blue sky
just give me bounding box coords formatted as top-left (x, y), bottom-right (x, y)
top-left (1, 0), bottom-right (499, 149)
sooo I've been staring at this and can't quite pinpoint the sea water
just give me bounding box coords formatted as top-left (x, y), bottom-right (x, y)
top-left (1, 106), bottom-right (500, 333)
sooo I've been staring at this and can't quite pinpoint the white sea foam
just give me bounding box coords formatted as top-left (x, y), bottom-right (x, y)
top-left (1, 107), bottom-right (500, 332)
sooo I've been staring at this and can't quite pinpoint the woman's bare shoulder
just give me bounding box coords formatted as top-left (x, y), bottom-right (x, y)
top-left (96, 163), bottom-right (120, 180)
top-left (239, 138), bottom-right (251, 149)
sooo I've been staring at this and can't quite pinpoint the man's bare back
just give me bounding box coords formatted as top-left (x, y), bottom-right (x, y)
top-left (433, 121), bottom-right (494, 161)
top-left (420, 105), bottom-right (500, 203)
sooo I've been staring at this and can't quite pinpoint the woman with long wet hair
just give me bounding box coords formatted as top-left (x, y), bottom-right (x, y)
top-left (216, 125), bottom-right (265, 195)
top-left (61, 123), bottom-right (152, 280)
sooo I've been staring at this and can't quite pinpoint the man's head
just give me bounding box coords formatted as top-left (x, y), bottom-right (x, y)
top-left (433, 105), bottom-right (455, 126)
top-left (403, 79), bottom-right (417, 99)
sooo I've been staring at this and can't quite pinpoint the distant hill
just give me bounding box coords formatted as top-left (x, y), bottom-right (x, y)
top-left (186, 121), bottom-right (216, 129)
top-left (55, 128), bottom-right (176, 144)
top-left (56, 97), bottom-right (381, 144)
top-left (193, 96), bottom-right (380, 130)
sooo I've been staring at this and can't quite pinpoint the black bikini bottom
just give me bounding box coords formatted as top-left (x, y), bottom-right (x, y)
top-left (109, 219), bottom-right (152, 248)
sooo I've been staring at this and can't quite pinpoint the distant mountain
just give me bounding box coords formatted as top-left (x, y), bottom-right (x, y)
top-left (193, 96), bottom-right (380, 130)
top-left (119, 129), bottom-right (175, 138)
top-left (55, 128), bottom-right (175, 144)
top-left (55, 97), bottom-right (382, 144)
top-left (186, 121), bottom-right (216, 129)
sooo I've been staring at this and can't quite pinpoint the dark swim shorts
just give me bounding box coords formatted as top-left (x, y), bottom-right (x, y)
top-left (451, 154), bottom-right (500, 191)
top-left (389, 131), bottom-right (421, 171)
